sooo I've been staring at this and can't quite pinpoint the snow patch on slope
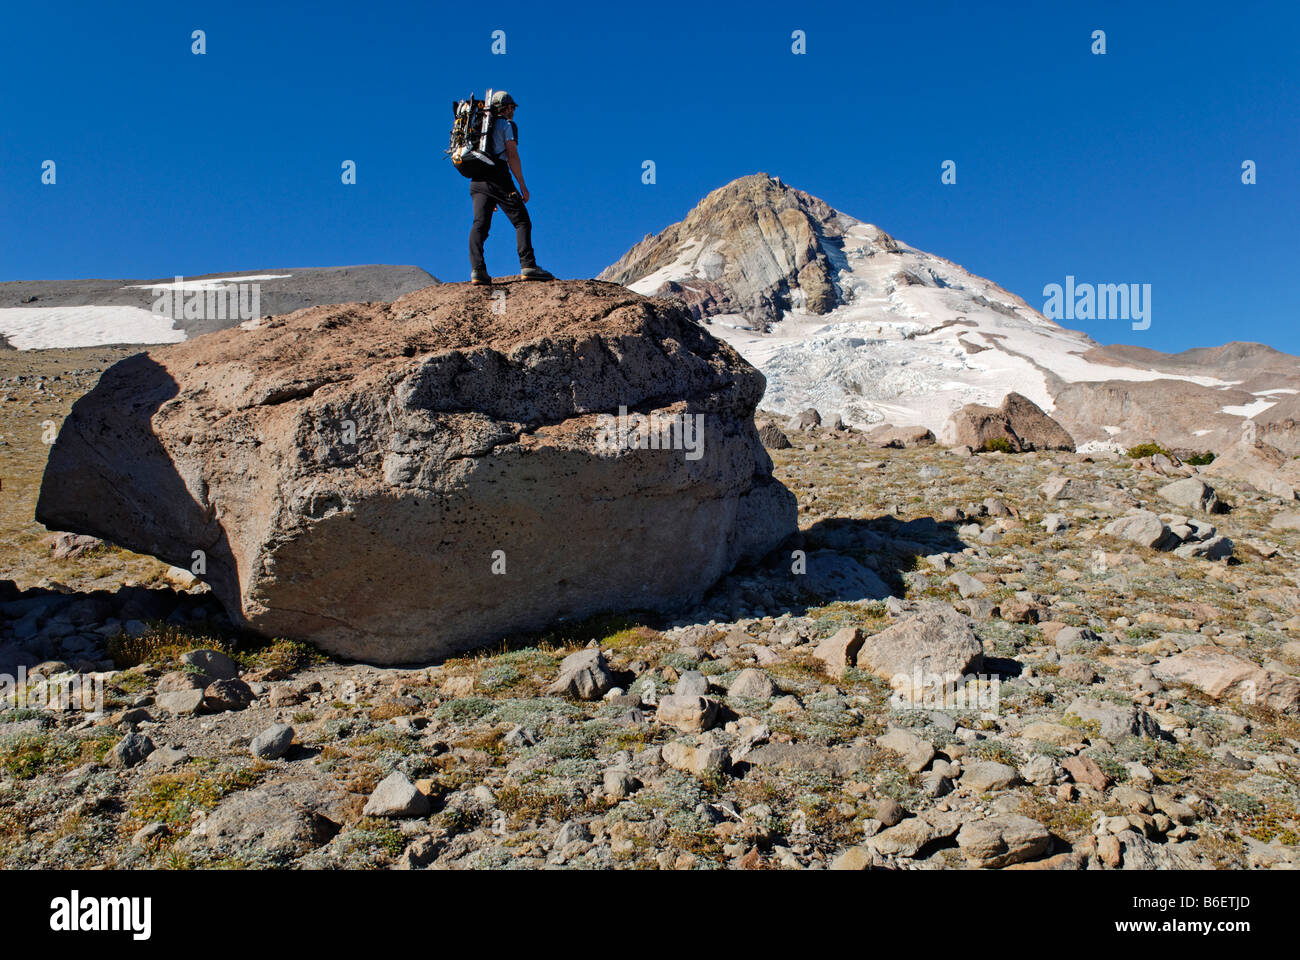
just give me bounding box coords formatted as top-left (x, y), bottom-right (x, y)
top-left (0, 307), bottom-right (185, 350)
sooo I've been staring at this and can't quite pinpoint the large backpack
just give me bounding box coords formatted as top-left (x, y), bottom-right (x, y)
top-left (447, 90), bottom-right (511, 179)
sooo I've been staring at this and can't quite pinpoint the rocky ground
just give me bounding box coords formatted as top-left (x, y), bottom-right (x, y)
top-left (2, 352), bottom-right (1300, 869)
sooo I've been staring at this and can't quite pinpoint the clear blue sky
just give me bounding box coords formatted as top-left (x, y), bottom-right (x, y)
top-left (2, 0), bottom-right (1296, 354)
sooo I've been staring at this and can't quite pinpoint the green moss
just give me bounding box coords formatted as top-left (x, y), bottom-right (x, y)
top-left (979, 437), bottom-right (1015, 454)
top-left (1126, 442), bottom-right (1172, 459)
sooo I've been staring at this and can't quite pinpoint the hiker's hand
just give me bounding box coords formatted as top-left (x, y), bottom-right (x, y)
top-left (519, 185), bottom-right (530, 203)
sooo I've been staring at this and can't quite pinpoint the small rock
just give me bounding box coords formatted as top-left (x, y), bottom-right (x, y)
top-left (728, 668), bottom-right (779, 699)
top-left (363, 771), bottom-right (430, 818)
top-left (111, 732), bottom-right (155, 768)
top-left (250, 723), bottom-right (295, 760)
top-left (545, 648), bottom-right (614, 701)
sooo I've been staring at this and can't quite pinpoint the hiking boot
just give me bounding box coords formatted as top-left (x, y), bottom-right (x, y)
top-left (470, 269), bottom-right (492, 285)
top-left (519, 266), bottom-right (555, 281)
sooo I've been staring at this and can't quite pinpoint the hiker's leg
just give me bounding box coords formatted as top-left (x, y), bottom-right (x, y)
top-left (468, 188), bottom-right (496, 275)
top-left (495, 189), bottom-right (536, 269)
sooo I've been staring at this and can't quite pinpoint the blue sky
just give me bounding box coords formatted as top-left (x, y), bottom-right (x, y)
top-left (2, 0), bottom-right (1296, 354)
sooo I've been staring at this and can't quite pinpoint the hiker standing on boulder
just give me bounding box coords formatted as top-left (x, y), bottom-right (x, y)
top-left (469, 91), bottom-right (554, 284)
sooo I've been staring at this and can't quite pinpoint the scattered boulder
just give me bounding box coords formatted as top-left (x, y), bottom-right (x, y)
top-left (545, 649), bottom-right (614, 701)
top-left (728, 668), bottom-right (779, 699)
top-left (956, 815), bottom-right (1051, 868)
top-left (662, 739), bottom-right (728, 777)
top-left (758, 423), bottom-right (792, 449)
top-left (203, 678), bottom-right (254, 712)
top-left (363, 771), bottom-right (430, 818)
top-left (1158, 477), bottom-right (1225, 514)
top-left (941, 392), bottom-right (1075, 453)
top-left (868, 424), bottom-right (935, 447)
top-left (656, 694), bottom-right (718, 732)
top-left (1202, 439), bottom-right (1300, 500)
top-left (250, 723), bottom-right (295, 760)
top-left (157, 688), bottom-right (205, 716)
top-left (855, 603), bottom-right (984, 700)
top-left (1152, 646), bottom-right (1300, 713)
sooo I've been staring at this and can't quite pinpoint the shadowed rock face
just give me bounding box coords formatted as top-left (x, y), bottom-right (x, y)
top-left (36, 280), bottom-right (797, 663)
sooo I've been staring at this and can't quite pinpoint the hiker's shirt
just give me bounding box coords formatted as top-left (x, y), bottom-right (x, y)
top-left (480, 117), bottom-right (518, 190)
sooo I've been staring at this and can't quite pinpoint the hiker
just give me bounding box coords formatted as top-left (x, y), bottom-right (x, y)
top-left (468, 90), bottom-right (554, 284)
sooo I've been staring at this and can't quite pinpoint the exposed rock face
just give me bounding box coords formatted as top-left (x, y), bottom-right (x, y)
top-left (940, 392), bottom-right (1075, 453)
top-left (598, 174), bottom-right (847, 327)
top-left (1153, 646), bottom-right (1300, 713)
top-left (1201, 439), bottom-right (1300, 500)
top-left (36, 280), bottom-right (797, 663)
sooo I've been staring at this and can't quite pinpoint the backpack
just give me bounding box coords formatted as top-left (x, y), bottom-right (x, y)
top-left (447, 90), bottom-right (513, 180)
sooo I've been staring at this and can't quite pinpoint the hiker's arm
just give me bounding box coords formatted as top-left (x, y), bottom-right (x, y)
top-left (505, 140), bottom-right (528, 202)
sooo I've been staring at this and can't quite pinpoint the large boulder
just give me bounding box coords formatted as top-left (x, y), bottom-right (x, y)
top-left (36, 281), bottom-right (797, 663)
top-left (941, 392), bottom-right (1075, 453)
top-left (1201, 439), bottom-right (1300, 500)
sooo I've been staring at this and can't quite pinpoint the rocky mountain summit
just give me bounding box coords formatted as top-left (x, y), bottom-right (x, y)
top-left (601, 175), bottom-right (1300, 457)
top-left (35, 281), bottom-right (796, 662)
top-left (600, 174), bottom-right (846, 326)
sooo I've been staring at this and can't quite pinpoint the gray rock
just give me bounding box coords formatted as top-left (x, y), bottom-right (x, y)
top-left (111, 732), bottom-right (155, 768)
top-left (948, 572), bottom-right (987, 598)
top-left (1158, 477), bottom-right (1224, 514)
top-left (156, 688), bottom-right (205, 716)
top-left (545, 649), bottom-right (614, 701)
top-left (250, 723), bottom-right (295, 760)
top-left (856, 602), bottom-right (983, 700)
top-left (962, 760), bottom-right (1020, 793)
top-left (362, 771), bottom-right (430, 818)
top-left (180, 648), bottom-right (240, 680)
top-left (728, 668), bottom-right (779, 698)
top-left (674, 670), bottom-right (710, 697)
top-left (1103, 511), bottom-right (1179, 550)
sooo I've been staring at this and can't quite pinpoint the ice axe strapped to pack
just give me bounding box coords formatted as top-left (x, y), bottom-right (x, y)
top-left (448, 89), bottom-right (505, 179)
